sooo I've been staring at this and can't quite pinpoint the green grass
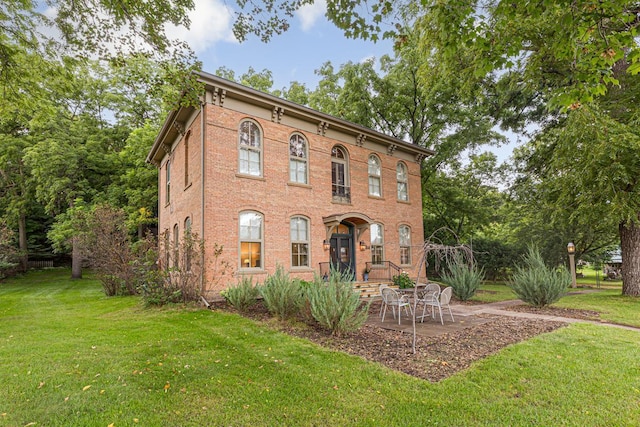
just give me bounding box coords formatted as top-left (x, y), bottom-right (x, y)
top-left (2, 269), bottom-right (640, 426)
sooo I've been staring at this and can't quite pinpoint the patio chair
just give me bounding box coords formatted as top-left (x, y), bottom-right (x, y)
top-left (415, 283), bottom-right (440, 321)
top-left (381, 287), bottom-right (412, 325)
top-left (418, 286), bottom-right (454, 324)
top-left (378, 284), bottom-right (389, 317)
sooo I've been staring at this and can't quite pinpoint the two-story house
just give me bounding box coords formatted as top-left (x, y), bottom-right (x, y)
top-left (147, 71), bottom-right (433, 298)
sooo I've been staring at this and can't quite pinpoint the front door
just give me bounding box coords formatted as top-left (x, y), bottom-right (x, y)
top-left (329, 223), bottom-right (355, 279)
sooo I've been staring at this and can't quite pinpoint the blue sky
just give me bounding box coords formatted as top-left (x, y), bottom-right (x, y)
top-left (164, 0), bottom-right (518, 163)
top-left (166, 0), bottom-right (395, 89)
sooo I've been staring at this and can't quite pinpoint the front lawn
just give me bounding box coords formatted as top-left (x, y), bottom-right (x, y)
top-left (1, 269), bottom-right (639, 426)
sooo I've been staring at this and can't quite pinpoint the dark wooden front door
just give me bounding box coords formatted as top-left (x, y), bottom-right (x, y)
top-left (329, 232), bottom-right (355, 279)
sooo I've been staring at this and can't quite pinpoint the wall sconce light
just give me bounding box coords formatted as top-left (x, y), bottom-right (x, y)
top-left (323, 240), bottom-right (330, 251)
top-left (359, 241), bottom-right (368, 251)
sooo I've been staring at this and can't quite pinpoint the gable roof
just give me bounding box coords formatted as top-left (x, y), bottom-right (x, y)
top-left (147, 71), bottom-right (435, 165)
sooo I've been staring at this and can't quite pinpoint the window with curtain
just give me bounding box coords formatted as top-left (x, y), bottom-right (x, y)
top-left (238, 120), bottom-right (262, 176)
top-left (397, 162), bottom-right (408, 201)
top-left (290, 216), bottom-right (309, 267)
top-left (368, 155), bottom-right (382, 197)
top-left (399, 225), bottom-right (411, 265)
top-left (239, 211), bottom-right (263, 269)
top-left (289, 134), bottom-right (308, 184)
top-left (370, 223), bottom-right (384, 265)
top-left (331, 146), bottom-right (350, 202)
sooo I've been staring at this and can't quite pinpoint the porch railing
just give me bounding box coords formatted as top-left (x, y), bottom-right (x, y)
top-left (365, 261), bottom-right (402, 282)
top-left (318, 260), bottom-right (402, 282)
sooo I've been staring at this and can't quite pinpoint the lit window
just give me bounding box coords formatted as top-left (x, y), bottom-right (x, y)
top-left (397, 162), bottom-right (408, 201)
top-left (370, 223), bottom-right (384, 265)
top-left (240, 211), bottom-right (263, 269)
top-left (331, 146), bottom-right (350, 202)
top-left (399, 225), bottom-right (411, 265)
top-left (290, 216), bottom-right (309, 267)
top-left (368, 155), bottom-right (382, 197)
top-left (238, 120), bottom-right (262, 176)
top-left (289, 134), bottom-right (308, 184)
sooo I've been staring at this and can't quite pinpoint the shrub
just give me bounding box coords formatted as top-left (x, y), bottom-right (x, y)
top-left (260, 264), bottom-right (303, 319)
top-left (224, 276), bottom-right (260, 312)
top-left (305, 268), bottom-right (369, 336)
top-left (440, 255), bottom-right (485, 301)
top-left (0, 221), bottom-right (20, 280)
top-left (392, 271), bottom-right (414, 289)
top-left (510, 246), bottom-right (570, 307)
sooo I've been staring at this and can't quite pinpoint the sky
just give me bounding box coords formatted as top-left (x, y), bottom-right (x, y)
top-left (164, 0), bottom-right (519, 164)
top-left (166, 0), bottom-right (395, 90)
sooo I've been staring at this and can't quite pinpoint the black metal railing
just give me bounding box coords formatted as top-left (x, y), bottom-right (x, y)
top-left (318, 261), bottom-right (355, 280)
top-left (365, 261), bottom-right (403, 282)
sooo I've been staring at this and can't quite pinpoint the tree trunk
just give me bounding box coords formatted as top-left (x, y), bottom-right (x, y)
top-left (18, 213), bottom-right (28, 272)
top-left (619, 220), bottom-right (640, 297)
top-left (71, 237), bottom-right (83, 279)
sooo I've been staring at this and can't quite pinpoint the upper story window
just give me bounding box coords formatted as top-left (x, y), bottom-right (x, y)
top-left (331, 146), bottom-right (350, 202)
top-left (399, 225), bottom-right (411, 265)
top-left (290, 216), bottom-right (310, 268)
top-left (238, 120), bottom-right (262, 177)
top-left (184, 132), bottom-right (190, 187)
top-left (368, 154), bottom-right (382, 197)
top-left (397, 162), bottom-right (409, 201)
top-left (165, 160), bottom-right (171, 205)
top-left (239, 211), bottom-right (263, 269)
top-left (289, 134), bottom-right (308, 184)
top-left (370, 223), bottom-right (384, 265)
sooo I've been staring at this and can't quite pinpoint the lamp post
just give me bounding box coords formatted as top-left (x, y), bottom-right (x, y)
top-left (567, 242), bottom-right (577, 288)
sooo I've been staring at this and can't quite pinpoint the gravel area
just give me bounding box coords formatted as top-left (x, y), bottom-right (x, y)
top-left (219, 301), bottom-right (581, 382)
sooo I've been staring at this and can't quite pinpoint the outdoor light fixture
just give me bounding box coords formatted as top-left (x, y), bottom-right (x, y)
top-left (567, 242), bottom-right (577, 288)
top-left (323, 240), bottom-right (330, 251)
top-left (359, 241), bottom-right (367, 251)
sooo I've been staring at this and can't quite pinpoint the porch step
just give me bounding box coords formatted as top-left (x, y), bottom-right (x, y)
top-left (353, 281), bottom-right (394, 300)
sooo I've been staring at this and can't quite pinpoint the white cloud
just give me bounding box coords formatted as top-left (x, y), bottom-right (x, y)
top-left (165, 0), bottom-right (237, 53)
top-left (296, 0), bottom-right (327, 32)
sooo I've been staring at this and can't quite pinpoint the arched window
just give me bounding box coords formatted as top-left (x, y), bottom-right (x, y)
top-left (368, 154), bottom-right (382, 197)
top-left (396, 162), bottom-right (408, 201)
top-left (399, 225), bottom-right (411, 265)
top-left (239, 211), bottom-right (263, 269)
top-left (173, 224), bottom-right (179, 268)
top-left (238, 120), bottom-right (262, 176)
top-left (370, 223), bottom-right (384, 265)
top-left (331, 146), bottom-right (350, 202)
top-left (289, 134), bottom-right (308, 184)
top-left (290, 216), bottom-right (310, 268)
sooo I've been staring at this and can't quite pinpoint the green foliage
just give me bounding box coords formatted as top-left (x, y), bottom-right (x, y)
top-left (510, 247), bottom-right (571, 307)
top-left (224, 276), bottom-right (260, 312)
top-left (0, 221), bottom-right (19, 279)
top-left (471, 236), bottom-right (520, 281)
top-left (305, 269), bottom-right (369, 336)
top-left (440, 256), bottom-right (485, 301)
top-left (392, 271), bottom-right (414, 289)
top-left (259, 264), bottom-right (303, 319)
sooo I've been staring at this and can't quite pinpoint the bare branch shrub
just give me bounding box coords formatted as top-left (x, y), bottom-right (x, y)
top-left (84, 205), bottom-right (139, 296)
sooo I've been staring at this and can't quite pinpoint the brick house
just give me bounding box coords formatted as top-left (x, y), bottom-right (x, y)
top-left (147, 71), bottom-right (433, 298)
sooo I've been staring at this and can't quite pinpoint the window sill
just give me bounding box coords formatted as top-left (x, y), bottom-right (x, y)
top-left (331, 198), bottom-right (352, 205)
top-left (368, 195), bottom-right (384, 201)
top-left (236, 173), bottom-right (266, 182)
top-left (397, 199), bottom-right (411, 205)
top-left (289, 267), bottom-right (313, 273)
top-left (237, 269), bottom-right (267, 275)
top-left (287, 182), bottom-right (312, 189)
